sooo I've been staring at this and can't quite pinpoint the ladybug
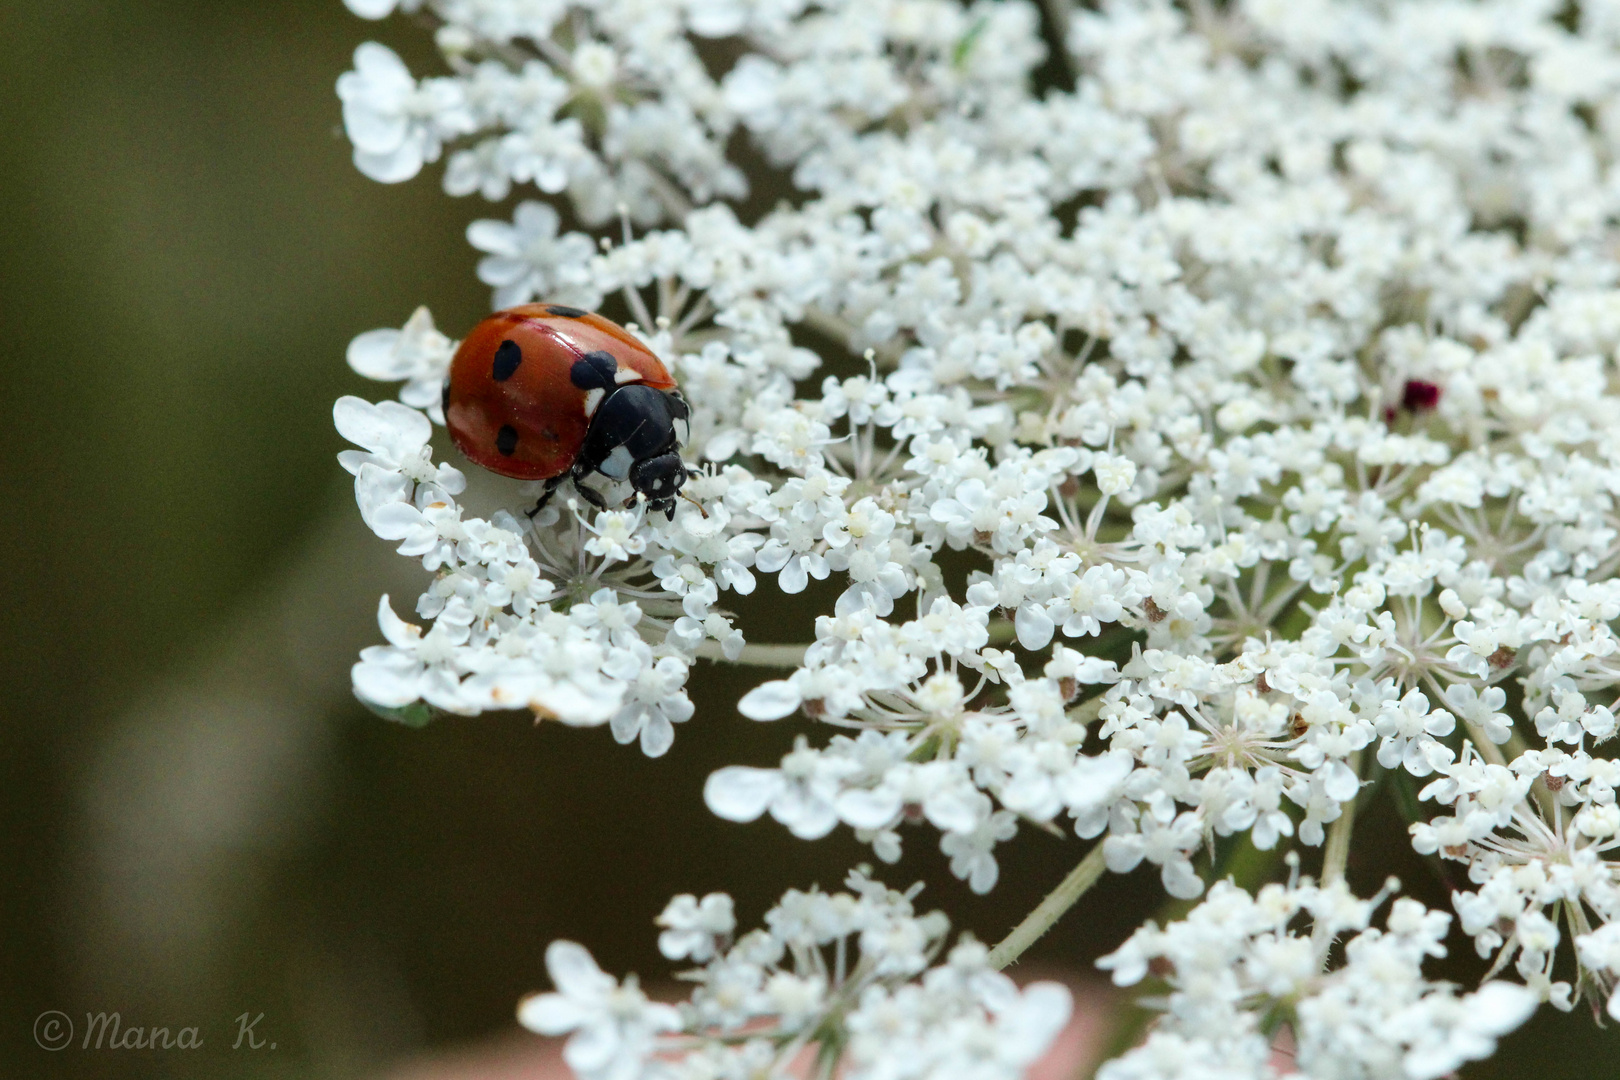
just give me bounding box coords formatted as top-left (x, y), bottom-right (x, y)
top-left (442, 303), bottom-right (691, 518)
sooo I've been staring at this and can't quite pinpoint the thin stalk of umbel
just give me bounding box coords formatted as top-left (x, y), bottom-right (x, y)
top-left (1321, 750), bottom-right (1363, 885)
top-left (988, 843), bottom-right (1109, 970)
top-left (693, 641), bottom-right (809, 666)
top-left (692, 620), bottom-right (1018, 667)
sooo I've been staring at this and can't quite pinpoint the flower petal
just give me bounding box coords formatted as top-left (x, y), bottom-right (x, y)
top-left (516, 992), bottom-right (587, 1036)
top-left (545, 940), bottom-right (613, 1000)
top-left (704, 766), bottom-right (783, 822)
top-left (738, 680), bottom-right (801, 720)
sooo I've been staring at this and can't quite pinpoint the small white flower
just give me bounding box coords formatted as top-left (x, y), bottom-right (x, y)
top-left (610, 655), bottom-right (693, 757)
top-left (704, 738), bottom-right (845, 840)
top-left (1092, 452), bottom-right (1137, 497)
top-left (571, 42), bottom-right (618, 90)
top-left (581, 508), bottom-right (647, 565)
top-left (657, 893), bottom-right (736, 962)
top-left (334, 396), bottom-right (464, 492)
top-left (336, 43), bottom-right (471, 183)
top-left (1444, 682), bottom-right (1513, 745)
top-left (939, 810), bottom-right (1018, 894)
top-left (467, 201), bottom-right (600, 310)
top-left (518, 941), bottom-right (680, 1080)
top-left (352, 595), bottom-right (472, 714)
top-left (1374, 689), bottom-right (1457, 777)
top-left (571, 588), bottom-right (643, 649)
top-left (346, 306), bottom-right (456, 420)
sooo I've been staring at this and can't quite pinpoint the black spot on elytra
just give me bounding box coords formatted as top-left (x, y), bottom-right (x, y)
top-left (492, 339), bottom-right (522, 381)
top-left (545, 305), bottom-right (588, 318)
top-left (496, 425), bottom-right (518, 456)
top-left (570, 349), bottom-right (618, 390)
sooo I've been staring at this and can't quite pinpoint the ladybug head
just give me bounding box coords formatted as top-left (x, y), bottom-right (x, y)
top-left (630, 452), bottom-right (688, 519)
top-left (576, 384), bottom-right (692, 519)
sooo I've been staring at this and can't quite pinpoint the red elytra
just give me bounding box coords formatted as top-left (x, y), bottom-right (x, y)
top-left (444, 304), bottom-right (678, 480)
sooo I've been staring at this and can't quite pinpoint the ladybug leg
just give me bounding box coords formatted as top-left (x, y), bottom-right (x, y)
top-left (527, 475), bottom-right (568, 518)
top-left (571, 469), bottom-right (611, 512)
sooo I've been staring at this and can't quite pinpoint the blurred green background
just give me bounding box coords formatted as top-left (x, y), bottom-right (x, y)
top-left (2, 1), bottom-right (1616, 1077)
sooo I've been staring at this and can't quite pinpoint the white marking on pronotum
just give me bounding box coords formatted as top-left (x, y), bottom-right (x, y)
top-left (599, 445), bottom-right (634, 479)
top-left (614, 367), bottom-right (643, 384)
top-left (583, 387), bottom-right (606, 417)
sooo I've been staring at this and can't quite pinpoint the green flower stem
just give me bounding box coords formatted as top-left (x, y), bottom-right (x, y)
top-left (1467, 723), bottom-right (1512, 768)
top-left (694, 641), bottom-right (809, 667)
top-left (1321, 750), bottom-right (1363, 885)
top-left (989, 843), bottom-right (1108, 970)
top-left (699, 621), bottom-right (1018, 667)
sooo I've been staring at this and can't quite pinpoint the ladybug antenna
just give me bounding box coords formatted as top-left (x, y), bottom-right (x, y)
top-left (679, 490), bottom-right (709, 518)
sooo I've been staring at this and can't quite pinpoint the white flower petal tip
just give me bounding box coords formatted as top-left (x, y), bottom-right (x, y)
top-left (1465, 981), bottom-right (1538, 1034)
top-left (545, 940), bottom-right (611, 996)
top-left (738, 680), bottom-right (801, 720)
top-left (516, 991), bottom-right (578, 1036)
top-left (344, 0), bottom-right (399, 18)
top-left (353, 689), bottom-right (434, 727)
top-left (995, 982), bottom-right (1073, 1066)
top-left (704, 766), bottom-right (782, 822)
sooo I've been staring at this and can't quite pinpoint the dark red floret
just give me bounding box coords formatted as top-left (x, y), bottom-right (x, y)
top-left (1401, 379), bottom-right (1442, 411)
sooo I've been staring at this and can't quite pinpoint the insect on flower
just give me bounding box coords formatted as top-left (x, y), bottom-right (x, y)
top-left (443, 303), bottom-right (693, 518)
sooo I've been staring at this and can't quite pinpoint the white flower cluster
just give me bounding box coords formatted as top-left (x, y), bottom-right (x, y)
top-left (1096, 874), bottom-right (1536, 1080)
top-left (337, 381), bottom-right (746, 753)
top-left (337, 0), bottom-right (749, 222)
top-left (517, 870), bottom-right (1072, 1080)
top-left (334, 0), bottom-right (1620, 1066)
